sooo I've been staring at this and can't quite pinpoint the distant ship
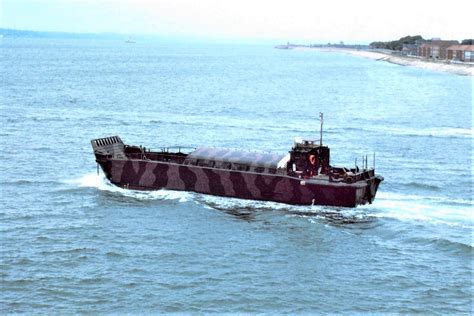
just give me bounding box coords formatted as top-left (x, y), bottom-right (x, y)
top-left (275, 41), bottom-right (292, 49)
top-left (124, 37), bottom-right (135, 44)
top-left (91, 116), bottom-right (383, 207)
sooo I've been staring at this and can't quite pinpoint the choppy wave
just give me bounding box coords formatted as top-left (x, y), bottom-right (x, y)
top-left (195, 193), bottom-right (377, 225)
top-left (372, 192), bottom-right (473, 228)
top-left (341, 125), bottom-right (473, 139)
top-left (69, 173), bottom-right (472, 228)
top-left (147, 116), bottom-right (473, 140)
top-left (406, 236), bottom-right (473, 255)
top-left (66, 173), bottom-right (191, 202)
top-left (389, 126), bottom-right (473, 138)
top-left (69, 173), bottom-right (375, 224)
top-left (403, 181), bottom-right (441, 191)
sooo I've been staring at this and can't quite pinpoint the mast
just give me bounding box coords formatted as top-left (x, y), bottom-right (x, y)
top-left (319, 112), bottom-right (323, 147)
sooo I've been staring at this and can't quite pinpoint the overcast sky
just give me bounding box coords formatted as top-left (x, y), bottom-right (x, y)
top-left (1, 0), bottom-right (473, 43)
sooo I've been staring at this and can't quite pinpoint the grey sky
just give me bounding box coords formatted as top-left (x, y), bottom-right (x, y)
top-left (2, 0), bottom-right (472, 42)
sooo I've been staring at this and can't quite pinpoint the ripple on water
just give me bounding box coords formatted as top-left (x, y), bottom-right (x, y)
top-left (2, 40), bottom-right (472, 313)
top-left (406, 236), bottom-right (473, 257)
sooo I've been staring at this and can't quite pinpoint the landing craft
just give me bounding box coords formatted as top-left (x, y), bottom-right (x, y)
top-left (91, 115), bottom-right (383, 207)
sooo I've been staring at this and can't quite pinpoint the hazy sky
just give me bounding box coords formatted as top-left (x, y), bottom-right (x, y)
top-left (2, 0), bottom-right (473, 42)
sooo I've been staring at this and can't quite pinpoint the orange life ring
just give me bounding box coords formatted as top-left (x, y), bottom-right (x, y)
top-left (309, 154), bottom-right (316, 165)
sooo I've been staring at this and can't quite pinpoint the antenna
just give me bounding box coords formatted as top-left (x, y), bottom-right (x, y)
top-left (319, 112), bottom-right (323, 147)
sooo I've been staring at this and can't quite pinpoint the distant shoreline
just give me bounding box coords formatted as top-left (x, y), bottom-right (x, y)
top-left (0, 27), bottom-right (124, 40)
top-left (294, 47), bottom-right (474, 76)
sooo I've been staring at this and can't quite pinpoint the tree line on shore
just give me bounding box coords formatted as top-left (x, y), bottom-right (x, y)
top-left (370, 35), bottom-right (473, 50)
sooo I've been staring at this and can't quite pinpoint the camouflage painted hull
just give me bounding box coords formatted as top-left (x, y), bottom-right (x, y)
top-left (99, 159), bottom-right (381, 207)
top-left (92, 136), bottom-right (383, 207)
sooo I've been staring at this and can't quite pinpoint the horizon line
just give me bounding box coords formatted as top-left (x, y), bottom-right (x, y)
top-left (0, 27), bottom-right (375, 45)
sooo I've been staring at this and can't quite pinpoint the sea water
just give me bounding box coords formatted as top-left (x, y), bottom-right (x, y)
top-left (1, 38), bottom-right (472, 313)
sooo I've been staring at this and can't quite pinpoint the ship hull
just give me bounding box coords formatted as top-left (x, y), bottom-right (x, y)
top-left (98, 158), bottom-right (382, 207)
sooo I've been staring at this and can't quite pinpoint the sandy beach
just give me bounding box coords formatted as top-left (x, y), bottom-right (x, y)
top-left (297, 47), bottom-right (474, 76)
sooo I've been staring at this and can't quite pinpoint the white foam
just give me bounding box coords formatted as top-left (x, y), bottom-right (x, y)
top-left (198, 191), bottom-right (472, 228)
top-left (68, 173), bottom-right (192, 202)
top-left (372, 192), bottom-right (473, 228)
top-left (66, 173), bottom-right (103, 188)
top-left (378, 191), bottom-right (473, 206)
top-left (371, 126), bottom-right (473, 139)
top-left (195, 193), bottom-right (295, 211)
top-left (69, 174), bottom-right (472, 228)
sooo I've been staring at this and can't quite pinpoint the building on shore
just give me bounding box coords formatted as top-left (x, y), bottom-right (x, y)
top-left (417, 40), bottom-right (459, 59)
top-left (417, 43), bottom-right (431, 58)
top-left (402, 44), bottom-right (417, 56)
top-left (402, 39), bottom-right (426, 56)
top-left (402, 44), bottom-right (418, 56)
top-left (447, 45), bottom-right (474, 62)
